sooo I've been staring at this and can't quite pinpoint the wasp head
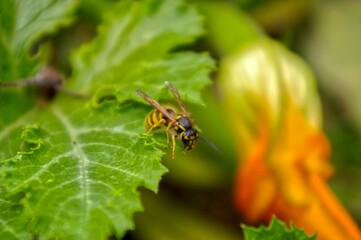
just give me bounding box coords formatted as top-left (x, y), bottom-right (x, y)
top-left (182, 128), bottom-right (199, 151)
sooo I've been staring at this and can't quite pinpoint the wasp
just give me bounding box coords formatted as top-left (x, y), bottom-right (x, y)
top-left (137, 82), bottom-right (221, 159)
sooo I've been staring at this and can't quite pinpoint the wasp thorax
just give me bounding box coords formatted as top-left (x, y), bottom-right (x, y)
top-left (175, 114), bottom-right (192, 133)
top-left (182, 129), bottom-right (199, 151)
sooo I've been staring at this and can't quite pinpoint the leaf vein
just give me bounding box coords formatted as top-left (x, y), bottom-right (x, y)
top-left (0, 218), bottom-right (21, 240)
top-left (14, 151), bottom-right (75, 191)
top-left (88, 161), bottom-right (142, 182)
top-left (51, 106), bottom-right (90, 236)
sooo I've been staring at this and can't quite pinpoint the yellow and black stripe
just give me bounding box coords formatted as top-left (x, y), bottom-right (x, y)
top-left (144, 109), bottom-right (165, 131)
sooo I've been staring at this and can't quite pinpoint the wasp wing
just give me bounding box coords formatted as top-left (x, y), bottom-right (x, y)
top-left (165, 81), bottom-right (190, 118)
top-left (137, 89), bottom-right (176, 123)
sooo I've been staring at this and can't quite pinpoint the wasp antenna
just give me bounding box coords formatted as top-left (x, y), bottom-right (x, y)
top-left (198, 136), bottom-right (223, 153)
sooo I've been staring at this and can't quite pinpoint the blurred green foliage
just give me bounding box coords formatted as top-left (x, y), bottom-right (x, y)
top-left (299, 0), bottom-right (361, 225)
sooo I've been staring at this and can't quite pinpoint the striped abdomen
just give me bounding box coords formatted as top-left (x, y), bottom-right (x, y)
top-left (144, 107), bottom-right (176, 131)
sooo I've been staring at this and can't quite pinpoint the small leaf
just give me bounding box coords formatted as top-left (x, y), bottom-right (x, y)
top-left (242, 216), bottom-right (317, 240)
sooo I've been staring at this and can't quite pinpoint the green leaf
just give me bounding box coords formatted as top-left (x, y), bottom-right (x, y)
top-left (0, 0), bottom-right (214, 239)
top-left (0, 0), bottom-right (78, 81)
top-left (242, 216), bottom-right (317, 240)
top-left (0, 90), bottom-right (37, 160)
top-left (0, 0), bottom-right (79, 159)
top-left (70, 0), bottom-right (215, 104)
top-left (0, 188), bottom-right (30, 240)
top-left (1, 2), bottom-right (78, 238)
top-left (1, 99), bottom-right (167, 239)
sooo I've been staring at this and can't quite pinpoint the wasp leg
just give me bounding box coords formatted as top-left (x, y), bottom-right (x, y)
top-left (147, 119), bottom-right (166, 134)
top-left (172, 134), bottom-right (176, 160)
top-left (165, 122), bottom-right (173, 147)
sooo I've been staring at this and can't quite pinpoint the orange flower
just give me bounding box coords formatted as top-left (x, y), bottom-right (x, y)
top-left (220, 39), bottom-right (361, 240)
